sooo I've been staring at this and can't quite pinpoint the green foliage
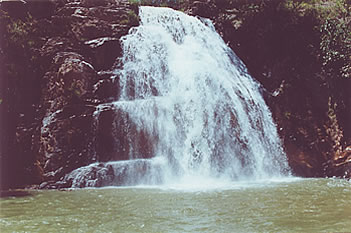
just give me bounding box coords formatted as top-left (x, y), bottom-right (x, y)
top-left (128, 0), bottom-right (184, 8)
top-left (279, 0), bottom-right (351, 79)
top-left (0, 10), bottom-right (45, 80)
top-left (5, 13), bottom-right (38, 48)
top-left (127, 10), bottom-right (140, 25)
top-left (2, 11), bottom-right (37, 56)
top-left (319, 1), bottom-right (351, 79)
top-left (119, 10), bottom-right (140, 25)
top-left (128, 0), bottom-right (139, 4)
top-left (7, 19), bottom-right (29, 43)
top-left (225, 0), bottom-right (350, 83)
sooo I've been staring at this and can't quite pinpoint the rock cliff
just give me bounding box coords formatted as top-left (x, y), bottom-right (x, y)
top-left (0, 0), bottom-right (350, 189)
top-left (1, 0), bottom-right (139, 189)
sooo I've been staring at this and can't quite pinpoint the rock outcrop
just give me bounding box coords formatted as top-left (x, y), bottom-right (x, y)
top-left (1, 0), bottom-right (350, 190)
top-left (0, 0), bottom-right (139, 189)
top-left (37, 0), bottom-right (142, 188)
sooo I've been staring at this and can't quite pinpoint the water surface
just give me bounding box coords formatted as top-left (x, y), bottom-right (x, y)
top-left (1, 178), bottom-right (350, 232)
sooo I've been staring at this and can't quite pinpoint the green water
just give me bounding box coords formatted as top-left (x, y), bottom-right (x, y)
top-left (1, 178), bottom-right (350, 232)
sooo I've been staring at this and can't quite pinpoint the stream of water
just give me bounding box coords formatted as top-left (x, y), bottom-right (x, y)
top-left (64, 6), bottom-right (290, 188)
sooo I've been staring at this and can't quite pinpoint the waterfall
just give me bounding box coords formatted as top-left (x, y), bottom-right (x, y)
top-left (64, 6), bottom-right (290, 188)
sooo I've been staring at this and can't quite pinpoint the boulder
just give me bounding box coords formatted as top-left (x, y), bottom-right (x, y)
top-left (58, 158), bottom-right (165, 188)
top-left (60, 162), bottom-right (115, 188)
top-left (41, 52), bottom-right (97, 115)
top-left (40, 105), bottom-right (97, 181)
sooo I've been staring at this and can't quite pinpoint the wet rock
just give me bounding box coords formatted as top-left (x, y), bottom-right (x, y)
top-left (93, 71), bottom-right (120, 102)
top-left (67, 3), bottom-right (132, 42)
top-left (59, 158), bottom-right (164, 188)
top-left (187, 0), bottom-right (218, 18)
top-left (72, 18), bottom-right (113, 41)
top-left (0, 0), bottom-right (55, 20)
top-left (34, 0), bottom-right (138, 187)
top-left (85, 37), bottom-right (122, 71)
top-left (95, 106), bottom-right (154, 163)
top-left (324, 146), bottom-right (351, 179)
top-left (40, 37), bottom-right (74, 58)
top-left (80, 0), bottom-right (117, 8)
top-left (1, 0), bottom-right (138, 189)
top-left (61, 163), bottom-right (115, 188)
top-left (41, 52), bottom-right (97, 115)
top-left (40, 105), bottom-right (97, 181)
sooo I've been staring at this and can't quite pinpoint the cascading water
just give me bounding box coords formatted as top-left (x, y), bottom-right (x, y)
top-left (65, 6), bottom-right (290, 188)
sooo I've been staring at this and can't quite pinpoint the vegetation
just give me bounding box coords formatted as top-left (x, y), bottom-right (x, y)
top-left (0, 9), bottom-right (46, 189)
top-left (127, 10), bottom-right (140, 25)
top-left (128, 0), bottom-right (184, 8)
top-left (219, 0), bottom-right (349, 116)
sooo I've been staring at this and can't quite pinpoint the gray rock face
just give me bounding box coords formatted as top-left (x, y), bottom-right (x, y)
top-left (36, 0), bottom-right (139, 186)
top-left (0, 0), bottom-right (140, 189)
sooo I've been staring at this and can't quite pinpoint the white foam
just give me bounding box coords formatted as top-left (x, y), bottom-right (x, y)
top-left (87, 6), bottom-right (292, 188)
